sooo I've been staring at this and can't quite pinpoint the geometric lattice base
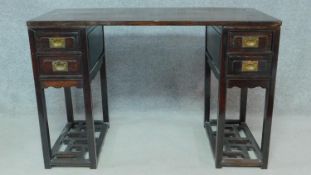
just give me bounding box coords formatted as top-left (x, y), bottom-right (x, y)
top-left (50, 120), bottom-right (109, 167)
top-left (205, 120), bottom-right (263, 167)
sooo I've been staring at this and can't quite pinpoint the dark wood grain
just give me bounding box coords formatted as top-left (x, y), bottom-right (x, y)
top-left (38, 55), bottom-right (82, 75)
top-left (226, 55), bottom-right (272, 77)
top-left (27, 8), bottom-right (281, 28)
top-left (34, 29), bottom-right (82, 52)
top-left (40, 80), bottom-right (83, 88)
top-left (228, 31), bottom-right (273, 52)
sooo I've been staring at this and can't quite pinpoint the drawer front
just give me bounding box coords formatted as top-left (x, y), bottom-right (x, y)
top-left (227, 55), bottom-right (272, 76)
top-left (228, 31), bottom-right (272, 52)
top-left (38, 55), bottom-right (82, 75)
top-left (35, 30), bottom-right (81, 52)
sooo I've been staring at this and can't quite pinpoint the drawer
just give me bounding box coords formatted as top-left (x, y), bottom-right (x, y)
top-left (34, 30), bottom-right (82, 52)
top-left (228, 31), bottom-right (272, 52)
top-left (38, 55), bottom-right (82, 75)
top-left (227, 55), bottom-right (272, 76)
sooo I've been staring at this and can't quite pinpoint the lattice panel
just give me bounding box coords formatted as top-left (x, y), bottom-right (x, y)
top-left (206, 120), bottom-right (263, 167)
top-left (51, 121), bottom-right (107, 164)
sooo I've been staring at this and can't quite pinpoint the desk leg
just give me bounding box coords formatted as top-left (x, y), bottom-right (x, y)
top-left (29, 29), bottom-right (52, 168)
top-left (83, 80), bottom-right (97, 169)
top-left (261, 82), bottom-right (275, 169)
top-left (261, 28), bottom-right (279, 169)
top-left (204, 58), bottom-right (211, 124)
top-left (100, 58), bottom-right (109, 124)
top-left (35, 87), bottom-right (52, 168)
top-left (215, 80), bottom-right (227, 168)
top-left (204, 26), bottom-right (211, 124)
top-left (239, 88), bottom-right (248, 123)
top-left (100, 26), bottom-right (109, 124)
top-left (64, 88), bottom-right (74, 123)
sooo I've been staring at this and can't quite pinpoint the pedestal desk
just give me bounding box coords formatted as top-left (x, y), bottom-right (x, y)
top-left (27, 8), bottom-right (281, 169)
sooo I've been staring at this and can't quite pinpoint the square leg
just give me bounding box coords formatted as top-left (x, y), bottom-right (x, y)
top-left (215, 80), bottom-right (227, 168)
top-left (204, 26), bottom-right (211, 124)
top-left (100, 56), bottom-right (110, 124)
top-left (82, 80), bottom-right (98, 169)
top-left (64, 88), bottom-right (74, 123)
top-left (260, 83), bottom-right (275, 169)
top-left (35, 87), bottom-right (52, 169)
top-left (239, 88), bottom-right (248, 123)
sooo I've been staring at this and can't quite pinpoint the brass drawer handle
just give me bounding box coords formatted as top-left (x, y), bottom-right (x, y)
top-left (241, 60), bottom-right (258, 72)
top-left (49, 37), bottom-right (66, 48)
top-left (52, 60), bottom-right (68, 72)
top-left (242, 36), bottom-right (259, 48)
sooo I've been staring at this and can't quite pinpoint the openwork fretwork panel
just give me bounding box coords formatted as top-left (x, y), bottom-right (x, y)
top-left (206, 120), bottom-right (263, 167)
top-left (50, 121), bottom-right (108, 167)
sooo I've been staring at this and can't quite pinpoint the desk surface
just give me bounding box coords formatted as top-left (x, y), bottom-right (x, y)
top-left (27, 7), bottom-right (281, 28)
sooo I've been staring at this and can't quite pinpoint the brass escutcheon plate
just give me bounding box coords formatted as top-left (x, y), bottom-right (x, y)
top-left (241, 60), bottom-right (259, 72)
top-left (52, 60), bottom-right (68, 72)
top-left (242, 36), bottom-right (259, 48)
top-left (49, 37), bottom-right (66, 48)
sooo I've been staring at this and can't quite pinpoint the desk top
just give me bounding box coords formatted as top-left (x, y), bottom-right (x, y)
top-left (27, 7), bottom-right (281, 28)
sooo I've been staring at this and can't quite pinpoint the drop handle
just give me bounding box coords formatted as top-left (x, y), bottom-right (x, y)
top-left (49, 37), bottom-right (66, 48)
top-left (52, 60), bottom-right (68, 72)
top-left (242, 36), bottom-right (259, 48)
top-left (241, 61), bottom-right (258, 72)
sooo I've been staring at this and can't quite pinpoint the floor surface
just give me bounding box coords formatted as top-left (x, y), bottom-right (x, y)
top-left (0, 97), bottom-right (309, 175)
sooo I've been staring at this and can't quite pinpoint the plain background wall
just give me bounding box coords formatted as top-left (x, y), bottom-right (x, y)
top-left (0, 0), bottom-right (311, 174)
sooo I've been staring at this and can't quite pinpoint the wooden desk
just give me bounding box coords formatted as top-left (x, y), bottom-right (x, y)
top-left (27, 7), bottom-right (281, 169)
